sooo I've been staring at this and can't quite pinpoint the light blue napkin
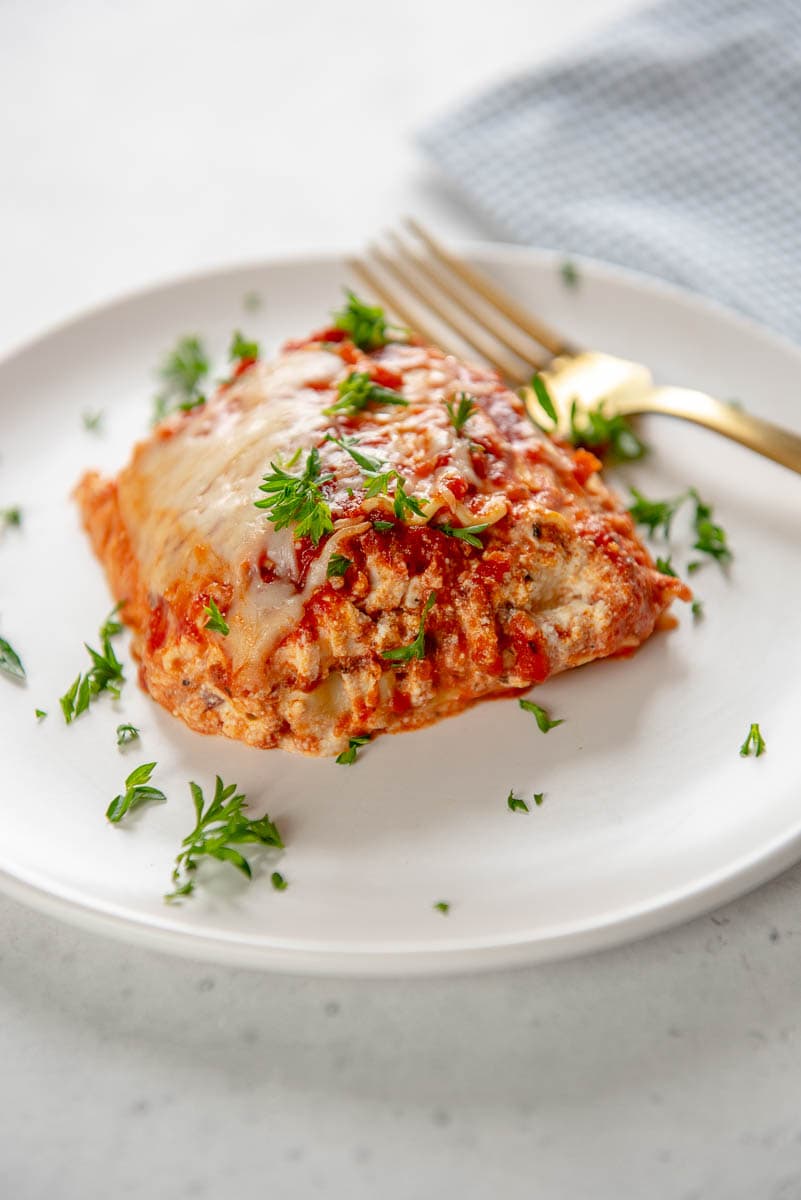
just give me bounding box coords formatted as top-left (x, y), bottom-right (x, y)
top-left (419, 0), bottom-right (801, 344)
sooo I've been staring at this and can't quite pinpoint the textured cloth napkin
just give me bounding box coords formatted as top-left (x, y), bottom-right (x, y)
top-left (419, 0), bottom-right (801, 344)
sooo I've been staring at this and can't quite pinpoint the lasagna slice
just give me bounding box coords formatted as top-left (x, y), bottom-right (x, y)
top-left (76, 296), bottom-right (689, 756)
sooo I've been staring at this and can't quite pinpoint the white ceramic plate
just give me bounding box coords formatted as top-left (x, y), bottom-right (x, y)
top-left (1, 245), bottom-right (800, 975)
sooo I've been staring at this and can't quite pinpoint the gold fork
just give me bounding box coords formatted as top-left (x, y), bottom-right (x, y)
top-left (348, 218), bottom-right (801, 476)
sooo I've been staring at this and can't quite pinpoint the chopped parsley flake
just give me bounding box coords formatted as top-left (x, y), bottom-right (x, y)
top-left (533, 792), bottom-right (544, 806)
top-left (531, 373), bottom-right (558, 424)
top-left (324, 371), bottom-right (408, 418)
top-left (0, 635), bottom-right (25, 681)
top-left (628, 487), bottom-right (732, 568)
top-left (560, 260), bottom-right (580, 288)
top-left (60, 604), bottom-right (125, 723)
top-left (445, 392), bottom-right (477, 433)
top-left (35, 708), bottom-right (47, 720)
top-left (325, 433), bottom-right (384, 473)
top-left (438, 522), bottom-right (488, 549)
top-left (106, 762), bottom-right (166, 824)
top-left (255, 447), bottom-right (334, 545)
top-left (739, 723), bottom-right (766, 758)
top-left (335, 734), bottom-right (370, 764)
top-left (507, 790), bottom-right (530, 813)
top-left (628, 488), bottom-right (684, 538)
top-left (519, 699), bottom-right (564, 732)
top-left (655, 556), bottom-right (677, 577)
top-left (271, 871), bottom-right (288, 891)
top-left (203, 598), bottom-right (230, 636)
top-left (229, 330), bottom-right (260, 361)
top-left (327, 554), bottom-right (353, 579)
top-left (568, 400), bottom-right (647, 462)
top-left (434, 901), bottom-right (450, 914)
top-left (154, 335), bottom-right (209, 422)
top-left (116, 722), bottom-right (140, 746)
top-left (1, 507), bottom-right (21, 528)
top-left (691, 599), bottom-right (704, 620)
top-left (332, 290), bottom-right (391, 351)
top-left (166, 775), bottom-right (284, 901)
top-left (382, 591), bottom-right (436, 663)
top-left (243, 291), bottom-right (262, 312)
top-left (82, 410), bottom-right (103, 433)
top-left (374, 520), bottom-right (394, 532)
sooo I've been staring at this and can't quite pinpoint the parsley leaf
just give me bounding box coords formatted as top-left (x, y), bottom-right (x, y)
top-left (445, 392), bottom-right (477, 433)
top-left (255, 447), bottom-right (334, 545)
top-left (628, 488), bottom-right (685, 538)
top-left (689, 489), bottom-right (732, 566)
top-left (332, 290), bottom-right (391, 350)
top-left (507, 790), bottom-right (530, 813)
top-left (324, 433), bottom-right (385, 473)
top-left (324, 371), bottom-right (408, 417)
top-left (560, 260), bottom-right (580, 288)
top-left (203, 598), bottom-right (230, 636)
top-left (1, 507), bottom-right (21, 528)
top-left (327, 554), bottom-right (353, 579)
top-left (568, 400), bottom-right (647, 462)
top-left (60, 605), bottom-right (125, 723)
top-left (229, 330), bottom-right (260, 361)
top-left (165, 776), bottom-right (284, 901)
top-left (434, 901), bottom-right (450, 914)
top-left (655, 556), bottom-right (677, 577)
top-left (154, 335), bottom-right (209, 422)
top-left (519, 699), bottom-right (564, 732)
top-left (382, 591), bottom-right (436, 663)
top-left (374, 520), bottom-right (394, 532)
top-left (335, 734), bottom-right (370, 764)
top-left (0, 636), bottom-right (25, 680)
top-left (271, 871), bottom-right (288, 891)
top-left (531, 374), bottom-right (558, 424)
top-left (739, 723), bottom-right (766, 758)
top-left (533, 792), bottom-right (545, 806)
top-left (116, 722), bottom-right (140, 746)
top-left (438, 522), bottom-right (488, 549)
top-left (82, 410), bottom-right (103, 433)
top-left (106, 761), bottom-right (167, 823)
top-left (691, 599), bottom-right (704, 620)
top-left (392, 476), bottom-right (426, 521)
top-left (35, 708), bottom-right (47, 719)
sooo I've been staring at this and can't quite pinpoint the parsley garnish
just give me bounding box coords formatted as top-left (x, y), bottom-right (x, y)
top-left (335, 734), bottom-right (370, 764)
top-left (229, 330), bottom-right (260, 361)
top-left (531, 374), bottom-right (558, 424)
top-left (106, 762), bottom-right (166, 824)
top-left (560, 260), bottom-right (580, 288)
top-left (533, 792), bottom-right (544, 806)
top-left (324, 371), bottom-right (408, 417)
top-left (332, 290), bottom-right (391, 350)
top-left (60, 604), bottom-right (125, 723)
top-left (392, 476), bottom-right (426, 521)
top-left (203, 598), bottom-right (230, 636)
top-left (116, 722), bottom-right (140, 746)
top-left (507, 790), bottom-right (530, 813)
top-left (628, 487), bottom-right (732, 568)
top-left (739, 723), bottom-right (766, 758)
top-left (327, 554), bottom-right (353, 579)
top-left (445, 392), bottom-right (477, 433)
top-left (82, 410), bottom-right (103, 433)
top-left (568, 400), bottom-right (647, 462)
top-left (324, 433), bottom-right (384, 473)
top-left (434, 901), bottom-right (450, 914)
top-left (255, 447), bottom-right (334, 545)
top-left (438, 522), bottom-right (488, 549)
top-left (1, 507), bottom-right (21, 528)
top-left (374, 520), bottom-right (394, 532)
top-left (154, 335), bottom-right (209, 422)
top-left (691, 599), bottom-right (704, 620)
top-left (165, 776), bottom-right (284, 901)
top-left (519, 699), bottom-right (564, 732)
top-left (382, 591), bottom-right (436, 663)
top-left (271, 871), bottom-right (288, 891)
top-left (0, 636), bottom-right (25, 680)
top-left (655, 556), bottom-right (677, 577)
top-left (35, 708), bottom-right (47, 720)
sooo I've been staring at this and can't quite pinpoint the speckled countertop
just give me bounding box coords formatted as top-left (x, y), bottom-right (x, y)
top-left (2, 2), bottom-right (800, 1196)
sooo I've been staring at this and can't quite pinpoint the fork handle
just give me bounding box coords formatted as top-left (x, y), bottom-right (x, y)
top-left (615, 386), bottom-right (801, 476)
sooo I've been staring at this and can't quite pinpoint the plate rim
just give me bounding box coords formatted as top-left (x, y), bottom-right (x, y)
top-left (2, 241), bottom-right (800, 976)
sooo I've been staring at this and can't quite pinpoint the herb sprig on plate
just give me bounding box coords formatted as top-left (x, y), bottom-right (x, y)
top-left (60, 605), bottom-right (126, 722)
top-left (153, 335), bottom-right (210, 422)
top-left (106, 762), bottom-right (166, 823)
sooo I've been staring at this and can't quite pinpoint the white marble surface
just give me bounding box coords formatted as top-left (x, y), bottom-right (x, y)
top-left (2, 2), bottom-right (801, 1197)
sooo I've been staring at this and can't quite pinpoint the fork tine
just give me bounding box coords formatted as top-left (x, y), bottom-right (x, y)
top-left (405, 217), bottom-right (576, 359)
top-left (368, 242), bottom-right (530, 385)
top-left (387, 229), bottom-right (550, 372)
top-left (347, 257), bottom-right (474, 360)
